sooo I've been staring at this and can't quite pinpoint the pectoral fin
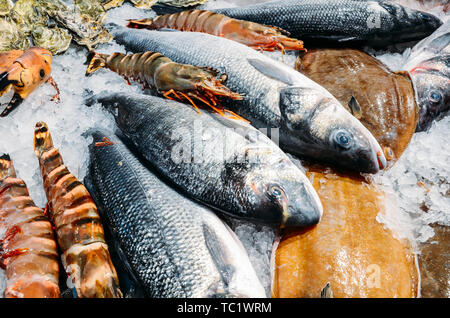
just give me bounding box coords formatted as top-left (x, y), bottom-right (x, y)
top-left (348, 95), bottom-right (362, 119)
top-left (248, 57), bottom-right (299, 86)
top-left (320, 282), bottom-right (333, 298)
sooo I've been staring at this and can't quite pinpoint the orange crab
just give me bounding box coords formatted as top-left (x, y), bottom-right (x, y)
top-left (0, 47), bottom-right (60, 117)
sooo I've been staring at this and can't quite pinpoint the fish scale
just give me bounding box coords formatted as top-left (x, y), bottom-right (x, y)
top-left (86, 131), bottom-right (266, 297)
top-left (214, 0), bottom-right (442, 46)
top-left (88, 92), bottom-right (323, 227)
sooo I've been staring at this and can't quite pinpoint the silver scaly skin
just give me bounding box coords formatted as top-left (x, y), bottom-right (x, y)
top-left (110, 26), bottom-right (387, 173)
top-left (85, 131), bottom-right (266, 298)
top-left (404, 20), bottom-right (450, 132)
top-left (213, 0), bottom-right (442, 46)
top-left (87, 92), bottom-right (323, 228)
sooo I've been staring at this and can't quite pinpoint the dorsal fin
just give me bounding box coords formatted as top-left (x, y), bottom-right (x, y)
top-left (247, 57), bottom-right (299, 86)
top-left (348, 95), bottom-right (362, 119)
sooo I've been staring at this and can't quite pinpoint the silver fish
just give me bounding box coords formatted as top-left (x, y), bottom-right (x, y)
top-left (87, 92), bottom-right (323, 228)
top-left (212, 0), bottom-right (442, 47)
top-left (110, 26), bottom-right (387, 173)
top-left (85, 131), bottom-right (266, 298)
top-left (404, 20), bottom-right (450, 131)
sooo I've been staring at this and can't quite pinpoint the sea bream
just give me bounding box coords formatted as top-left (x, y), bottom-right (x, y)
top-left (87, 92), bottom-right (323, 228)
top-left (85, 131), bottom-right (266, 298)
top-left (110, 25), bottom-right (387, 173)
top-left (404, 20), bottom-right (450, 131)
top-left (211, 0), bottom-right (442, 46)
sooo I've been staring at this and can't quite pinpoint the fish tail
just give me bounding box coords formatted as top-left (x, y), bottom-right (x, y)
top-left (85, 52), bottom-right (109, 76)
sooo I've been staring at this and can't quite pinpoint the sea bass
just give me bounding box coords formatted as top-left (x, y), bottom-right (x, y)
top-left (87, 92), bottom-right (322, 228)
top-left (404, 20), bottom-right (450, 131)
top-left (212, 0), bottom-right (442, 47)
top-left (85, 131), bottom-right (266, 298)
top-left (110, 26), bottom-right (386, 173)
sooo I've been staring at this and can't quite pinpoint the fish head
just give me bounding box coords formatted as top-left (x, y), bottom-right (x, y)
top-left (376, 2), bottom-right (442, 41)
top-left (279, 86), bottom-right (386, 174)
top-left (229, 152), bottom-right (322, 228)
top-left (410, 56), bottom-right (450, 131)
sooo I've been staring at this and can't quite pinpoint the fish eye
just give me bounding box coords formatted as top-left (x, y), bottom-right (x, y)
top-left (428, 91), bottom-right (442, 104)
top-left (40, 69), bottom-right (45, 78)
top-left (333, 130), bottom-right (353, 150)
top-left (267, 184), bottom-right (284, 200)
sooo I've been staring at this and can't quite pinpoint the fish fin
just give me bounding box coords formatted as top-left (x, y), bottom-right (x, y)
top-left (348, 95), bottom-right (362, 119)
top-left (320, 282), bottom-right (333, 298)
top-left (86, 52), bottom-right (108, 76)
top-left (203, 223), bottom-right (235, 289)
top-left (247, 57), bottom-right (299, 85)
top-left (0, 93), bottom-right (23, 117)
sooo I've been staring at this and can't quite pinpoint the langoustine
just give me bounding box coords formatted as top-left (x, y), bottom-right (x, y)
top-left (34, 122), bottom-right (122, 298)
top-left (86, 51), bottom-right (243, 117)
top-left (0, 47), bottom-right (60, 117)
top-left (127, 10), bottom-right (305, 53)
top-left (0, 154), bottom-right (60, 298)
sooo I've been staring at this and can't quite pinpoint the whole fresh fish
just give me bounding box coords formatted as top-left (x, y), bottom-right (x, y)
top-left (110, 26), bottom-right (387, 173)
top-left (212, 0), bottom-right (442, 47)
top-left (34, 122), bottom-right (122, 298)
top-left (296, 48), bottom-right (419, 163)
top-left (404, 20), bottom-right (450, 131)
top-left (85, 131), bottom-right (266, 297)
top-left (88, 92), bottom-right (323, 228)
top-left (0, 154), bottom-right (60, 298)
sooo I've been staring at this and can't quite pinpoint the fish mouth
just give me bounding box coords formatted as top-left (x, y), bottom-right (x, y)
top-left (280, 182), bottom-right (323, 228)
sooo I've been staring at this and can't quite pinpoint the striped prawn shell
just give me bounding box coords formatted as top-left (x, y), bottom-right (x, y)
top-left (0, 155), bottom-right (60, 298)
top-left (104, 51), bottom-right (171, 90)
top-left (34, 122), bottom-right (122, 298)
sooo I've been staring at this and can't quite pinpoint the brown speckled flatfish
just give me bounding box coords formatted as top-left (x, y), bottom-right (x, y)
top-left (33, 121), bottom-right (122, 298)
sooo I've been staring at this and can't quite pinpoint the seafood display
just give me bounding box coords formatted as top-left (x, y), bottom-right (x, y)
top-left (86, 51), bottom-right (242, 114)
top-left (111, 26), bottom-right (387, 174)
top-left (272, 168), bottom-right (419, 298)
top-left (87, 92), bottom-right (322, 227)
top-left (296, 49), bottom-right (418, 163)
top-left (213, 0), bottom-right (443, 47)
top-left (0, 48), bottom-right (59, 117)
top-left (404, 20), bottom-right (450, 131)
top-left (0, 155), bottom-right (60, 298)
top-left (34, 122), bottom-right (122, 298)
top-left (127, 10), bottom-right (305, 53)
top-left (86, 131), bottom-right (265, 297)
